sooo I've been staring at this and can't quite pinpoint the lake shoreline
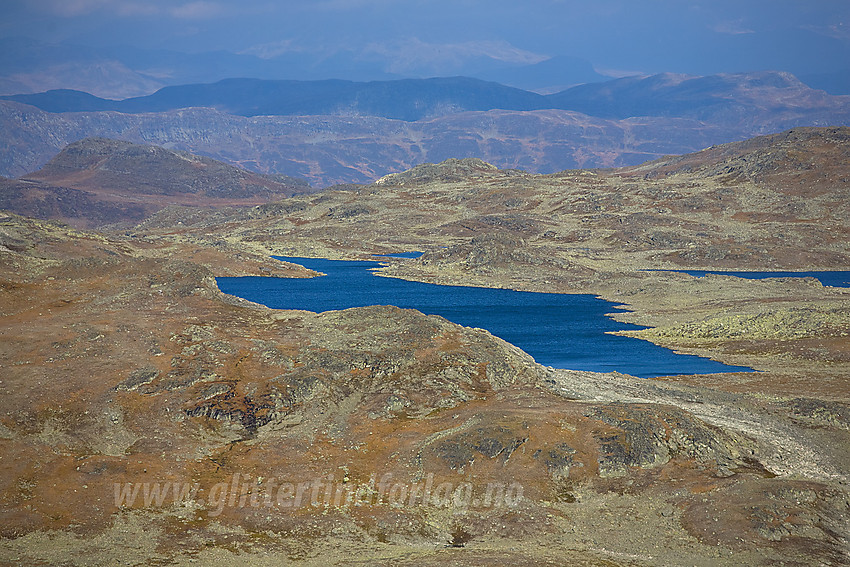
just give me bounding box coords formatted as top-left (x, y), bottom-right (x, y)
top-left (217, 256), bottom-right (755, 378)
top-left (358, 255), bottom-right (850, 398)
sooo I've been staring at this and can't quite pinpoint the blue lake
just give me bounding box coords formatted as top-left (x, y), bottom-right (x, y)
top-left (216, 256), bottom-right (754, 378)
top-left (662, 270), bottom-right (850, 288)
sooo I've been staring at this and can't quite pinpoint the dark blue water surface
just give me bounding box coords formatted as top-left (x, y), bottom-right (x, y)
top-left (217, 256), bottom-right (754, 378)
top-left (662, 270), bottom-right (850, 288)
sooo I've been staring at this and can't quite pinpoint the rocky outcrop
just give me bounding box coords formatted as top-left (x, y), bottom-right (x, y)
top-left (643, 306), bottom-right (850, 341)
top-left (375, 158), bottom-right (501, 186)
top-left (586, 403), bottom-right (750, 477)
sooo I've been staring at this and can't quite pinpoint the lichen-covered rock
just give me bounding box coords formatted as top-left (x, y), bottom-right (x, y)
top-left (434, 425), bottom-right (529, 471)
top-left (375, 158), bottom-right (499, 186)
top-left (586, 403), bottom-right (751, 477)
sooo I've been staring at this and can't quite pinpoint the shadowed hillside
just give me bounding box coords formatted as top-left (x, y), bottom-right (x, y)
top-left (0, 138), bottom-right (314, 227)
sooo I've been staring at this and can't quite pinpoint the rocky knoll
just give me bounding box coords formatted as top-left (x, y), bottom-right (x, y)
top-left (1, 214), bottom-right (848, 565)
top-left (26, 137), bottom-right (311, 197)
top-left (622, 126), bottom-right (850, 188)
top-left (0, 138), bottom-right (314, 228)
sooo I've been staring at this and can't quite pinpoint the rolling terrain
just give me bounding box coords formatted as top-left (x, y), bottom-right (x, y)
top-left (0, 213), bottom-right (847, 566)
top-left (0, 128), bottom-right (848, 565)
top-left (138, 127), bottom-right (850, 392)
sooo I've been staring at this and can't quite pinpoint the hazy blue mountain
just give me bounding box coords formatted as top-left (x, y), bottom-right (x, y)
top-left (0, 37), bottom-right (399, 99)
top-left (545, 71), bottom-right (843, 123)
top-left (2, 77), bottom-right (549, 120)
top-left (0, 37), bottom-right (163, 99)
top-left (4, 94), bottom-right (848, 188)
top-left (4, 71), bottom-right (847, 127)
top-left (3, 70), bottom-right (848, 187)
top-left (0, 89), bottom-right (114, 113)
top-left (0, 37), bottom-right (101, 75)
top-left (0, 37), bottom-right (607, 100)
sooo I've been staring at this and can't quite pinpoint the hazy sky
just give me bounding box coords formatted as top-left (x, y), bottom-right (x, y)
top-left (2, 0), bottom-right (849, 77)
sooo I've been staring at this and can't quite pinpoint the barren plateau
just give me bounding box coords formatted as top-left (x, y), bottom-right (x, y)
top-left (1, 127), bottom-right (849, 566)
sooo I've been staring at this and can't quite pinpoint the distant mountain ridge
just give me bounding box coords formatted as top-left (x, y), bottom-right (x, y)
top-left (2, 71), bottom-right (849, 187)
top-left (547, 71), bottom-right (813, 119)
top-left (1, 76), bottom-right (547, 121)
top-left (4, 71), bottom-right (845, 123)
top-left (0, 37), bottom-right (608, 99)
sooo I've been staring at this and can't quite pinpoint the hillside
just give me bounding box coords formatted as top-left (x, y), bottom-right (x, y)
top-left (0, 37), bottom-right (165, 99)
top-left (152, 127), bottom-right (850, 273)
top-left (2, 71), bottom-right (848, 188)
top-left (620, 126), bottom-right (850, 186)
top-left (0, 177), bottom-right (150, 227)
top-left (1, 138), bottom-right (314, 228)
